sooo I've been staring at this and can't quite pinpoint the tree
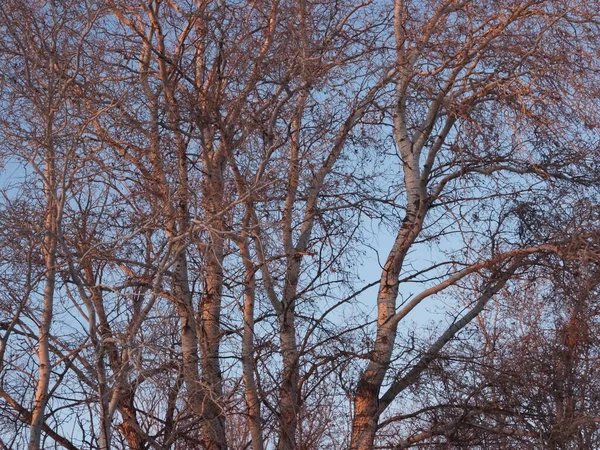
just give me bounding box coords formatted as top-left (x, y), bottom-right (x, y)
top-left (0, 1), bottom-right (103, 448)
top-left (0, 1), bottom-right (599, 449)
top-left (350, 1), bottom-right (600, 448)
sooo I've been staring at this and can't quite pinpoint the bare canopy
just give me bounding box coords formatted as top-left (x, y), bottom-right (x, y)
top-left (0, 1), bottom-right (599, 449)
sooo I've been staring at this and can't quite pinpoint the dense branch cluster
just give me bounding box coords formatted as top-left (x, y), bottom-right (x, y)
top-left (1, 1), bottom-right (600, 449)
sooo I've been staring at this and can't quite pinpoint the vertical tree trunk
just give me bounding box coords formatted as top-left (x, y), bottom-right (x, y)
top-left (28, 240), bottom-right (56, 450)
top-left (199, 251), bottom-right (228, 450)
top-left (277, 307), bottom-right (300, 450)
top-left (240, 231), bottom-right (265, 450)
top-left (117, 387), bottom-right (145, 450)
top-left (172, 251), bottom-right (203, 411)
top-left (199, 152), bottom-right (228, 450)
top-left (350, 71), bottom-right (428, 448)
top-left (29, 145), bottom-right (58, 450)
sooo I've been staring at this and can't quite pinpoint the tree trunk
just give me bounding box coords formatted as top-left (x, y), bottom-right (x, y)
top-left (29, 157), bottom-right (58, 450)
top-left (240, 234), bottom-right (265, 450)
top-left (198, 151), bottom-right (228, 450)
top-left (350, 91), bottom-right (427, 449)
top-left (277, 307), bottom-right (300, 450)
top-left (28, 243), bottom-right (56, 450)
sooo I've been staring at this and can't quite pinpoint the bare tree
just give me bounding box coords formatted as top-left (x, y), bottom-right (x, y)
top-left (0, 1), bottom-right (599, 450)
top-left (350, 1), bottom-right (600, 448)
top-left (0, 1), bottom-right (103, 448)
